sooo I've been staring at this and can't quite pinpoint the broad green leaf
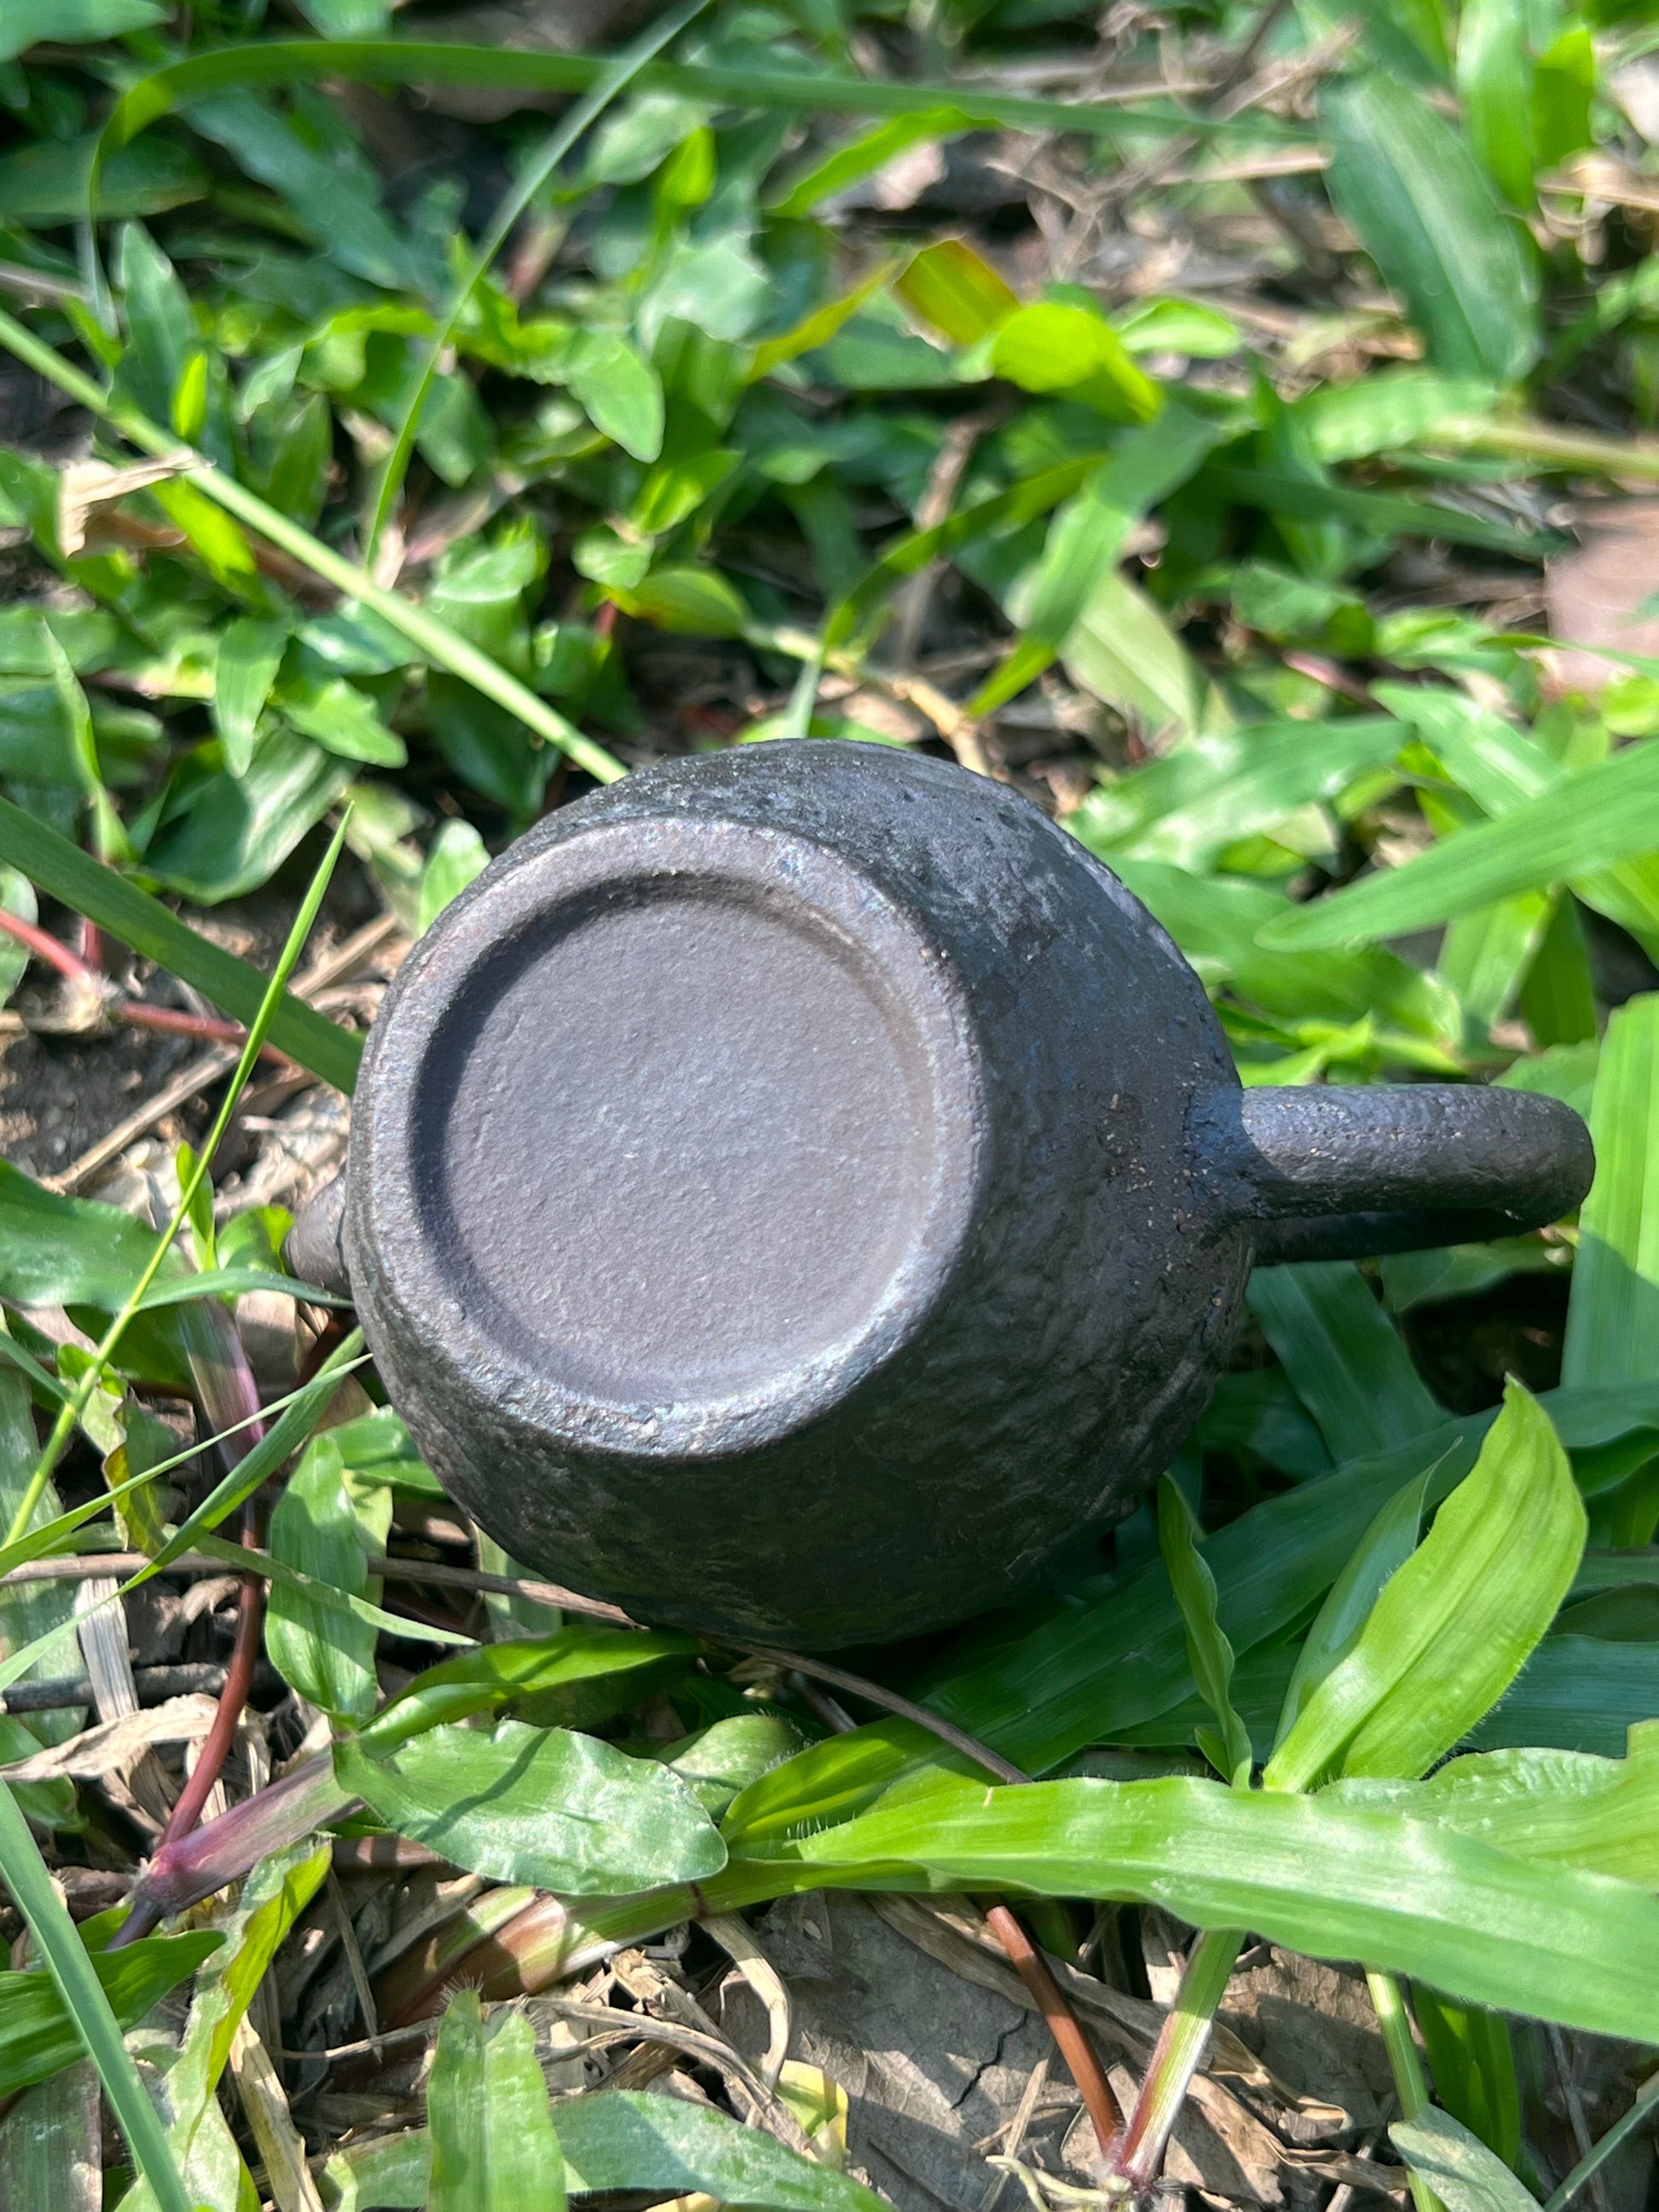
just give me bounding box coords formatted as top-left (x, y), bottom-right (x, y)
top-left (611, 565), bottom-right (751, 637)
top-left (0, 1926), bottom-right (221, 2099)
top-left (1562, 994), bottom-right (1659, 1389)
top-left (763, 1770), bottom-right (1659, 2042)
top-left (1158, 1479), bottom-right (1251, 1785)
top-left (1257, 740), bottom-right (1659, 949)
top-left (557, 2093), bottom-right (887, 2211)
top-left (1464, 1635), bottom-right (1659, 1757)
top-left (1276, 1464), bottom-right (1433, 1747)
top-left (266, 1434), bottom-right (392, 1724)
top-left (563, 331), bottom-right (663, 462)
top-left (0, 0), bottom-right (163, 59)
top-left (1532, 26), bottom-right (1595, 172)
top-left (416, 820), bottom-right (489, 935)
top-left (1390, 2110), bottom-right (1540, 2212)
top-left (0, 1161), bottom-right (186, 1309)
top-left (0, 796), bottom-right (358, 1089)
top-left (990, 302), bottom-right (1161, 423)
top-left (894, 240), bottom-right (1017, 345)
top-left (318, 2088), bottom-right (892, 2212)
top-left (426, 1993), bottom-right (564, 2212)
top-left (1322, 72), bottom-right (1539, 381)
top-left (1440, 892), bottom-right (1553, 1031)
top-left (1061, 570), bottom-right (1213, 745)
top-left (142, 729), bottom-right (355, 904)
top-left (275, 673), bottom-right (406, 769)
top-left (360, 1626), bottom-right (700, 1755)
top-left (1266, 1383), bottom-right (1585, 1790)
top-left (1329, 1725), bottom-right (1659, 1887)
top-left (1294, 369), bottom-right (1500, 463)
top-left (1072, 717), bottom-right (1403, 873)
top-left (335, 1722), bottom-right (727, 1892)
top-left (1247, 1262), bottom-right (1444, 1462)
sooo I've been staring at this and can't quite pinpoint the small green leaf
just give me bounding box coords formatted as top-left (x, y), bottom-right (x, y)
top-left (1390, 2109), bottom-right (1541, 2212)
top-left (267, 1434), bottom-right (392, 1724)
top-left (336, 1722), bottom-right (728, 1892)
top-left (427, 1992), bottom-right (564, 2212)
top-left (894, 240), bottom-right (1018, 344)
top-left (275, 672), bottom-right (406, 769)
top-left (564, 330), bottom-right (664, 462)
top-left (611, 564), bottom-right (751, 637)
top-left (1266, 1383), bottom-right (1585, 1790)
top-left (416, 819), bottom-right (489, 935)
top-left (990, 301), bottom-right (1162, 422)
top-left (211, 617), bottom-right (288, 777)
top-left (1562, 994), bottom-right (1659, 1390)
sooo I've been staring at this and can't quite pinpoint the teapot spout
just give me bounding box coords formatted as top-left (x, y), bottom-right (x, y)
top-left (285, 1172), bottom-right (352, 1301)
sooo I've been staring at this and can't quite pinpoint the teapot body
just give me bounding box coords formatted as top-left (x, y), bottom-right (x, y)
top-left (343, 742), bottom-right (1251, 1647)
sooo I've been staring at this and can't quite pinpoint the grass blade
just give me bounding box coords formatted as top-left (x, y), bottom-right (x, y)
top-left (0, 1785), bottom-right (196, 2212)
top-left (0, 795), bottom-right (357, 1092)
top-left (1561, 994), bottom-right (1659, 1389)
top-left (4, 820), bottom-right (348, 1548)
top-left (100, 43), bottom-right (1315, 153)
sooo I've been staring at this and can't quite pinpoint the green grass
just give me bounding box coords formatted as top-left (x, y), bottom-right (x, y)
top-left (1, 0), bottom-right (1658, 2203)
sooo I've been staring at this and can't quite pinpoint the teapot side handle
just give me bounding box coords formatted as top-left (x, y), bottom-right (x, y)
top-left (1192, 1083), bottom-right (1595, 1265)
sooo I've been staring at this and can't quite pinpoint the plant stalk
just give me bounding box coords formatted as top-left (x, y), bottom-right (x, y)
top-left (1367, 1969), bottom-right (1444, 2212)
top-left (1111, 1926), bottom-right (1244, 2198)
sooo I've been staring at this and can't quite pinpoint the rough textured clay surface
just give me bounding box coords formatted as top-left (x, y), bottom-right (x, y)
top-left (344, 742), bottom-right (1248, 1646)
top-left (334, 741), bottom-right (1593, 1648)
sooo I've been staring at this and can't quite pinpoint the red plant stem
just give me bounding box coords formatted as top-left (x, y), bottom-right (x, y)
top-left (981, 1902), bottom-right (1125, 2160)
top-left (160, 1557), bottom-right (263, 1851)
top-left (0, 906), bottom-right (290, 1060)
top-left (112, 1307), bottom-right (272, 1949)
top-left (0, 904), bottom-right (99, 985)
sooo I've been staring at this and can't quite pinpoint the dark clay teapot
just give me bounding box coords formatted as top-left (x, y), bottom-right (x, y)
top-left (291, 741), bottom-right (1593, 1649)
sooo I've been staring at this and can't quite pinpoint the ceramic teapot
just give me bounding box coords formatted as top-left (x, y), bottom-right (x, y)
top-left (290, 741), bottom-right (1593, 1649)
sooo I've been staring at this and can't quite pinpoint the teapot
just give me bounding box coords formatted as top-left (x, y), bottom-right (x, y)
top-left (290, 741), bottom-right (1593, 1649)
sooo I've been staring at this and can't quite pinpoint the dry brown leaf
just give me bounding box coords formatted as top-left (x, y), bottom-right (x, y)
top-left (1546, 500), bottom-right (1659, 692)
top-left (0, 1692), bottom-right (217, 1782)
top-left (705, 1911), bottom-right (792, 2091)
top-left (56, 453), bottom-right (192, 557)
